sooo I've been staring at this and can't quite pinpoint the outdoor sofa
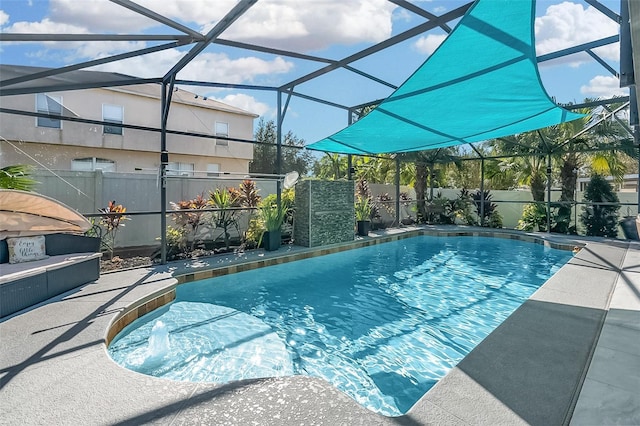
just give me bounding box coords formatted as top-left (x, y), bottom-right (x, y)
top-left (0, 233), bottom-right (101, 318)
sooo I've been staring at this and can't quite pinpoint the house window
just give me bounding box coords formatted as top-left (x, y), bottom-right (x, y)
top-left (36, 93), bottom-right (62, 128)
top-left (167, 162), bottom-right (194, 176)
top-left (103, 104), bottom-right (123, 135)
top-left (215, 121), bottom-right (229, 146)
top-left (207, 163), bottom-right (220, 177)
top-left (71, 157), bottom-right (115, 172)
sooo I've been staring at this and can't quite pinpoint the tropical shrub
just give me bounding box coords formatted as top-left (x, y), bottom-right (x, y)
top-left (399, 192), bottom-right (415, 224)
top-left (261, 188), bottom-right (295, 233)
top-left (245, 187), bottom-right (294, 248)
top-left (237, 179), bottom-right (261, 209)
top-left (517, 203), bottom-right (547, 231)
top-left (208, 187), bottom-right (242, 251)
top-left (355, 179), bottom-right (375, 220)
top-left (431, 191), bottom-right (455, 224)
top-left (580, 174), bottom-right (620, 237)
top-left (472, 189), bottom-right (500, 227)
top-left (355, 195), bottom-right (372, 221)
top-left (259, 202), bottom-right (289, 232)
top-left (170, 194), bottom-right (208, 252)
top-left (550, 201), bottom-right (576, 234)
top-left (487, 210), bottom-right (503, 228)
top-left (236, 180), bottom-right (262, 246)
top-left (452, 188), bottom-right (475, 225)
top-left (165, 225), bottom-right (188, 259)
top-left (98, 200), bottom-right (129, 259)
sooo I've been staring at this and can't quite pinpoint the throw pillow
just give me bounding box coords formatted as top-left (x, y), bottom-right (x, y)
top-left (7, 235), bottom-right (49, 264)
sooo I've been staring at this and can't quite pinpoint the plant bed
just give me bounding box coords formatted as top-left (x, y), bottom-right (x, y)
top-left (100, 256), bottom-right (155, 273)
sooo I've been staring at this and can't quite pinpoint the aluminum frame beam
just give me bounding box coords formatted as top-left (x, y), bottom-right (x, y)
top-left (0, 34), bottom-right (194, 42)
top-left (537, 35), bottom-right (619, 62)
top-left (280, 3), bottom-right (472, 90)
top-left (387, 0), bottom-right (453, 33)
top-left (585, 50), bottom-right (619, 76)
top-left (0, 78), bottom-right (162, 97)
top-left (163, 0), bottom-right (257, 82)
top-left (584, 0), bottom-right (621, 23)
top-left (110, 0), bottom-right (204, 40)
top-left (0, 41), bottom-right (182, 90)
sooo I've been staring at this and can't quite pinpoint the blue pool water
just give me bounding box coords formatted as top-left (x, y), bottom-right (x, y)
top-left (108, 236), bottom-right (573, 416)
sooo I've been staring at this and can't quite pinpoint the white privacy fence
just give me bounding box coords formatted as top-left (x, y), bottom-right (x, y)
top-left (29, 170), bottom-right (638, 249)
top-left (31, 170), bottom-right (277, 248)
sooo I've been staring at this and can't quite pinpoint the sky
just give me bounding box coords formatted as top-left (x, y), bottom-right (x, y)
top-left (0, 0), bottom-right (627, 146)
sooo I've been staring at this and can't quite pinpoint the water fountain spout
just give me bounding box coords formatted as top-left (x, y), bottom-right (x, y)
top-left (147, 320), bottom-right (170, 359)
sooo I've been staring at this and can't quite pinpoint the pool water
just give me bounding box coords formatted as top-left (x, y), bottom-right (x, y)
top-left (108, 236), bottom-right (573, 416)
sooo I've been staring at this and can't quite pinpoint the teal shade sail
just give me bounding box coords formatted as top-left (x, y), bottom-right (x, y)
top-left (306, 0), bottom-right (585, 154)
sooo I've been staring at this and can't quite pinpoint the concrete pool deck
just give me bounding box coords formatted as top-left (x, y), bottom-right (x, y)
top-left (1, 227), bottom-right (638, 425)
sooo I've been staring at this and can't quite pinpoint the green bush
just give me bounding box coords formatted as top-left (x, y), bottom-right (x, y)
top-left (580, 174), bottom-right (620, 237)
top-left (452, 188), bottom-right (476, 225)
top-left (517, 203), bottom-right (547, 232)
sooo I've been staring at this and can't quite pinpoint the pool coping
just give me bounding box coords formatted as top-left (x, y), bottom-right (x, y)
top-left (1, 225), bottom-right (638, 425)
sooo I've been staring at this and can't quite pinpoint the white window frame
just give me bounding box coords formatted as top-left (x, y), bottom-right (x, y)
top-left (167, 162), bottom-right (194, 177)
top-left (207, 163), bottom-right (220, 177)
top-left (103, 104), bottom-right (124, 135)
top-left (215, 121), bottom-right (229, 146)
top-left (71, 157), bottom-right (116, 172)
top-left (36, 93), bottom-right (62, 129)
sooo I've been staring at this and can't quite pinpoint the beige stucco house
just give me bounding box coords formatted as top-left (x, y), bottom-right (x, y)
top-left (0, 65), bottom-right (257, 177)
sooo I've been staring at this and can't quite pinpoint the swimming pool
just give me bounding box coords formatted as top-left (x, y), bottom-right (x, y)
top-left (108, 235), bottom-right (573, 416)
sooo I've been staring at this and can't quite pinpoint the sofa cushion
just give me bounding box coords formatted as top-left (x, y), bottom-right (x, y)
top-left (7, 236), bottom-right (48, 264)
top-left (45, 234), bottom-right (101, 256)
top-left (0, 252), bottom-right (101, 285)
top-left (0, 239), bottom-right (8, 263)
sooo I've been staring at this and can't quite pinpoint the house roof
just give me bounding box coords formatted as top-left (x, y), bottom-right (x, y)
top-left (0, 64), bottom-right (257, 118)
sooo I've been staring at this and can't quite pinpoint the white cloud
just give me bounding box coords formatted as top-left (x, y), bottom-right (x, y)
top-left (580, 75), bottom-right (628, 97)
top-left (4, 17), bottom-right (88, 34)
top-left (49, 0), bottom-right (162, 32)
top-left (413, 33), bottom-right (447, 55)
top-left (433, 6), bottom-right (447, 14)
top-left (92, 49), bottom-right (294, 84)
top-left (212, 93), bottom-right (271, 117)
top-left (393, 8), bottom-right (413, 23)
top-left (224, 0), bottom-right (396, 52)
top-left (3, 17), bottom-right (147, 62)
top-left (34, 0), bottom-right (397, 53)
top-left (535, 2), bottom-right (619, 66)
top-left (180, 53), bottom-right (294, 83)
top-left (0, 10), bottom-right (9, 26)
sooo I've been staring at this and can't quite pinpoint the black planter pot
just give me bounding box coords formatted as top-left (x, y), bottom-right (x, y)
top-left (356, 220), bottom-right (371, 237)
top-left (620, 216), bottom-right (639, 240)
top-left (263, 230), bottom-right (281, 251)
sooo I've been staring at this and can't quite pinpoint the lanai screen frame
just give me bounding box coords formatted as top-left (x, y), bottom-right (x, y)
top-left (0, 0), bottom-right (637, 262)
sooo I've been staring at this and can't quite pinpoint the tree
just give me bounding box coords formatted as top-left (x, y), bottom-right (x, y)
top-left (250, 118), bottom-right (314, 176)
top-left (313, 153), bottom-right (348, 180)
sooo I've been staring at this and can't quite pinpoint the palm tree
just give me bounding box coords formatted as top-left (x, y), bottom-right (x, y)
top-left (0, 165), bottom-right (38, 191)
top-left (490, 132), bottom-right (548, 202)
top-left (313, 153), bottom-right (348, 180)
top-left (399, 148), bottom-right (459, 222)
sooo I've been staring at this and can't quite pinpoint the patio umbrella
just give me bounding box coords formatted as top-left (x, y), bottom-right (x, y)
top-left (0, 189), bottom-right (92, 239)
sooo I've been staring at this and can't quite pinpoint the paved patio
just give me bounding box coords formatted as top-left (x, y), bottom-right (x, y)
top-left (1, 228), bottom-right (638, 425)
